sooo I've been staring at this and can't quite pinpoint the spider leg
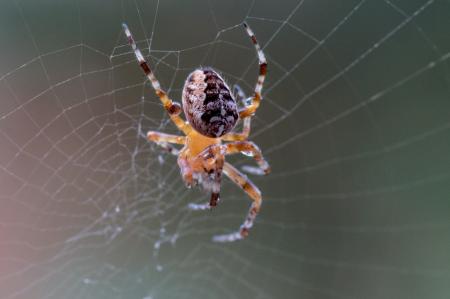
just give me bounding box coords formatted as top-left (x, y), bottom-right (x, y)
top-left (225, 141), bottom-right (271, 175)
top-left (212, 162), bottom-right (262, 242)
top-left (147, 131), bottom-right (185, 145)
top-left (157, 143), bottom-right (180, 156)
top-left (187, 188), bottom-right (221, 211)
top-left (223, 85), bottom-right (253, 142)
top-left (239, 22), bottom-right (267, 119)
top-left (178, 150), bottom-right (194, 187)
top-left (123, 24), bottom-right (192, 135)
top-left (147, 131), bottom-right (185, 155)
top-left (234, 84), bottom-right (247, 103)
top-left (188, 145), bottom-right (225, 210)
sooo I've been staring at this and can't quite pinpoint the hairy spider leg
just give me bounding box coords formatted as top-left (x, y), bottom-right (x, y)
top-left (239, 22), bottom-right (267, 119)
top-left (212, 162), bottom-right (262, 242)
top-left (122, 23), bottom-right (192, 135)
top-left (225, 141), bottom-right (271, 175)
top-left (147, 131), bottom-right (186, 155)
top-left (223, 85), bottom-right (253, 141)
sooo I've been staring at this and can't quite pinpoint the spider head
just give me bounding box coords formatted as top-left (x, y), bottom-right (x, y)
top-left (182, 68), bottom-right (239, 138)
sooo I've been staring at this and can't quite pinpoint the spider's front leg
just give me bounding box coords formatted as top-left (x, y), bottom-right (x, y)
top-left (187, 144), bottom-right (225, 211)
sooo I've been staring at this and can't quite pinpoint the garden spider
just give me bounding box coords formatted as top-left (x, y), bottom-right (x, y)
top-left (123, 22), bottom-right (270, 242)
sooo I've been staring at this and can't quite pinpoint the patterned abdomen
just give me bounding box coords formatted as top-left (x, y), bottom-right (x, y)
top-left (182, 68), bottom-right (239, 138)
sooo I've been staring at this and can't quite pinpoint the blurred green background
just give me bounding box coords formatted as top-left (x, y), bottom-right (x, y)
top-left (1, 0), bottom-right (450, 298)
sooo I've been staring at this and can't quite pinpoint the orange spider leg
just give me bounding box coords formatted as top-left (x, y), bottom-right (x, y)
top-left (147, 131), bottom-right (186, 144)
top-left (213, 162), bottom-right (262, 242)
top-left (222, 122), bottom-right (250, 141)
top-left (225, 141), bottom-right (271, 175)
top-left (147, 131), bottom-right (186, 155)
top-left (239, 22), bottom-right (267, 119)
top-left (123, 24), bottom-right (192, 135)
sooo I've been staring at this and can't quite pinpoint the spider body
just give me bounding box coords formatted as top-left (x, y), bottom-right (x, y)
top-left (182, 68), bottom-right (239, 138)
top-left (123, 22), bottom-right (269, 242)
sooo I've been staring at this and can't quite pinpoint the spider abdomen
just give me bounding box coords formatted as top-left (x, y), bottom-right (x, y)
top-left (182, 68), bottom-right (238, 138)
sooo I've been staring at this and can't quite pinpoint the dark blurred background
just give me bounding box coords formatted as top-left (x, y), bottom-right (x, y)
top-left (1, 0), bottom-right (450, 298)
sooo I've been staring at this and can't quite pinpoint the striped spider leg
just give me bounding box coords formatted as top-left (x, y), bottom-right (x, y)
top-left (233, 84), bottom-right (253, 140)
top-left (212, 162), bottom-right (262, 242)
top-left (122, 23), bottom-right (192, 135)
top-left (236, 22), bottom-right (267, 119)
top-left (222, 23), bottom-right (267, 142)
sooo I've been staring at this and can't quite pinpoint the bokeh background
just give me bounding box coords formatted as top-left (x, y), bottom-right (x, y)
top-left (1, 0), bottom-right (450, 298)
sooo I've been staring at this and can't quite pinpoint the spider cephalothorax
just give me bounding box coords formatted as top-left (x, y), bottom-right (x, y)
top-left (182, 68), bottom-right (239, 138)
top-left (123, 22), bottom-right (270, 242)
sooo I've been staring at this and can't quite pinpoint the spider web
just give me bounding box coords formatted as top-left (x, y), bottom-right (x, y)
top-left (1, 0), bottom-right (450, 298)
